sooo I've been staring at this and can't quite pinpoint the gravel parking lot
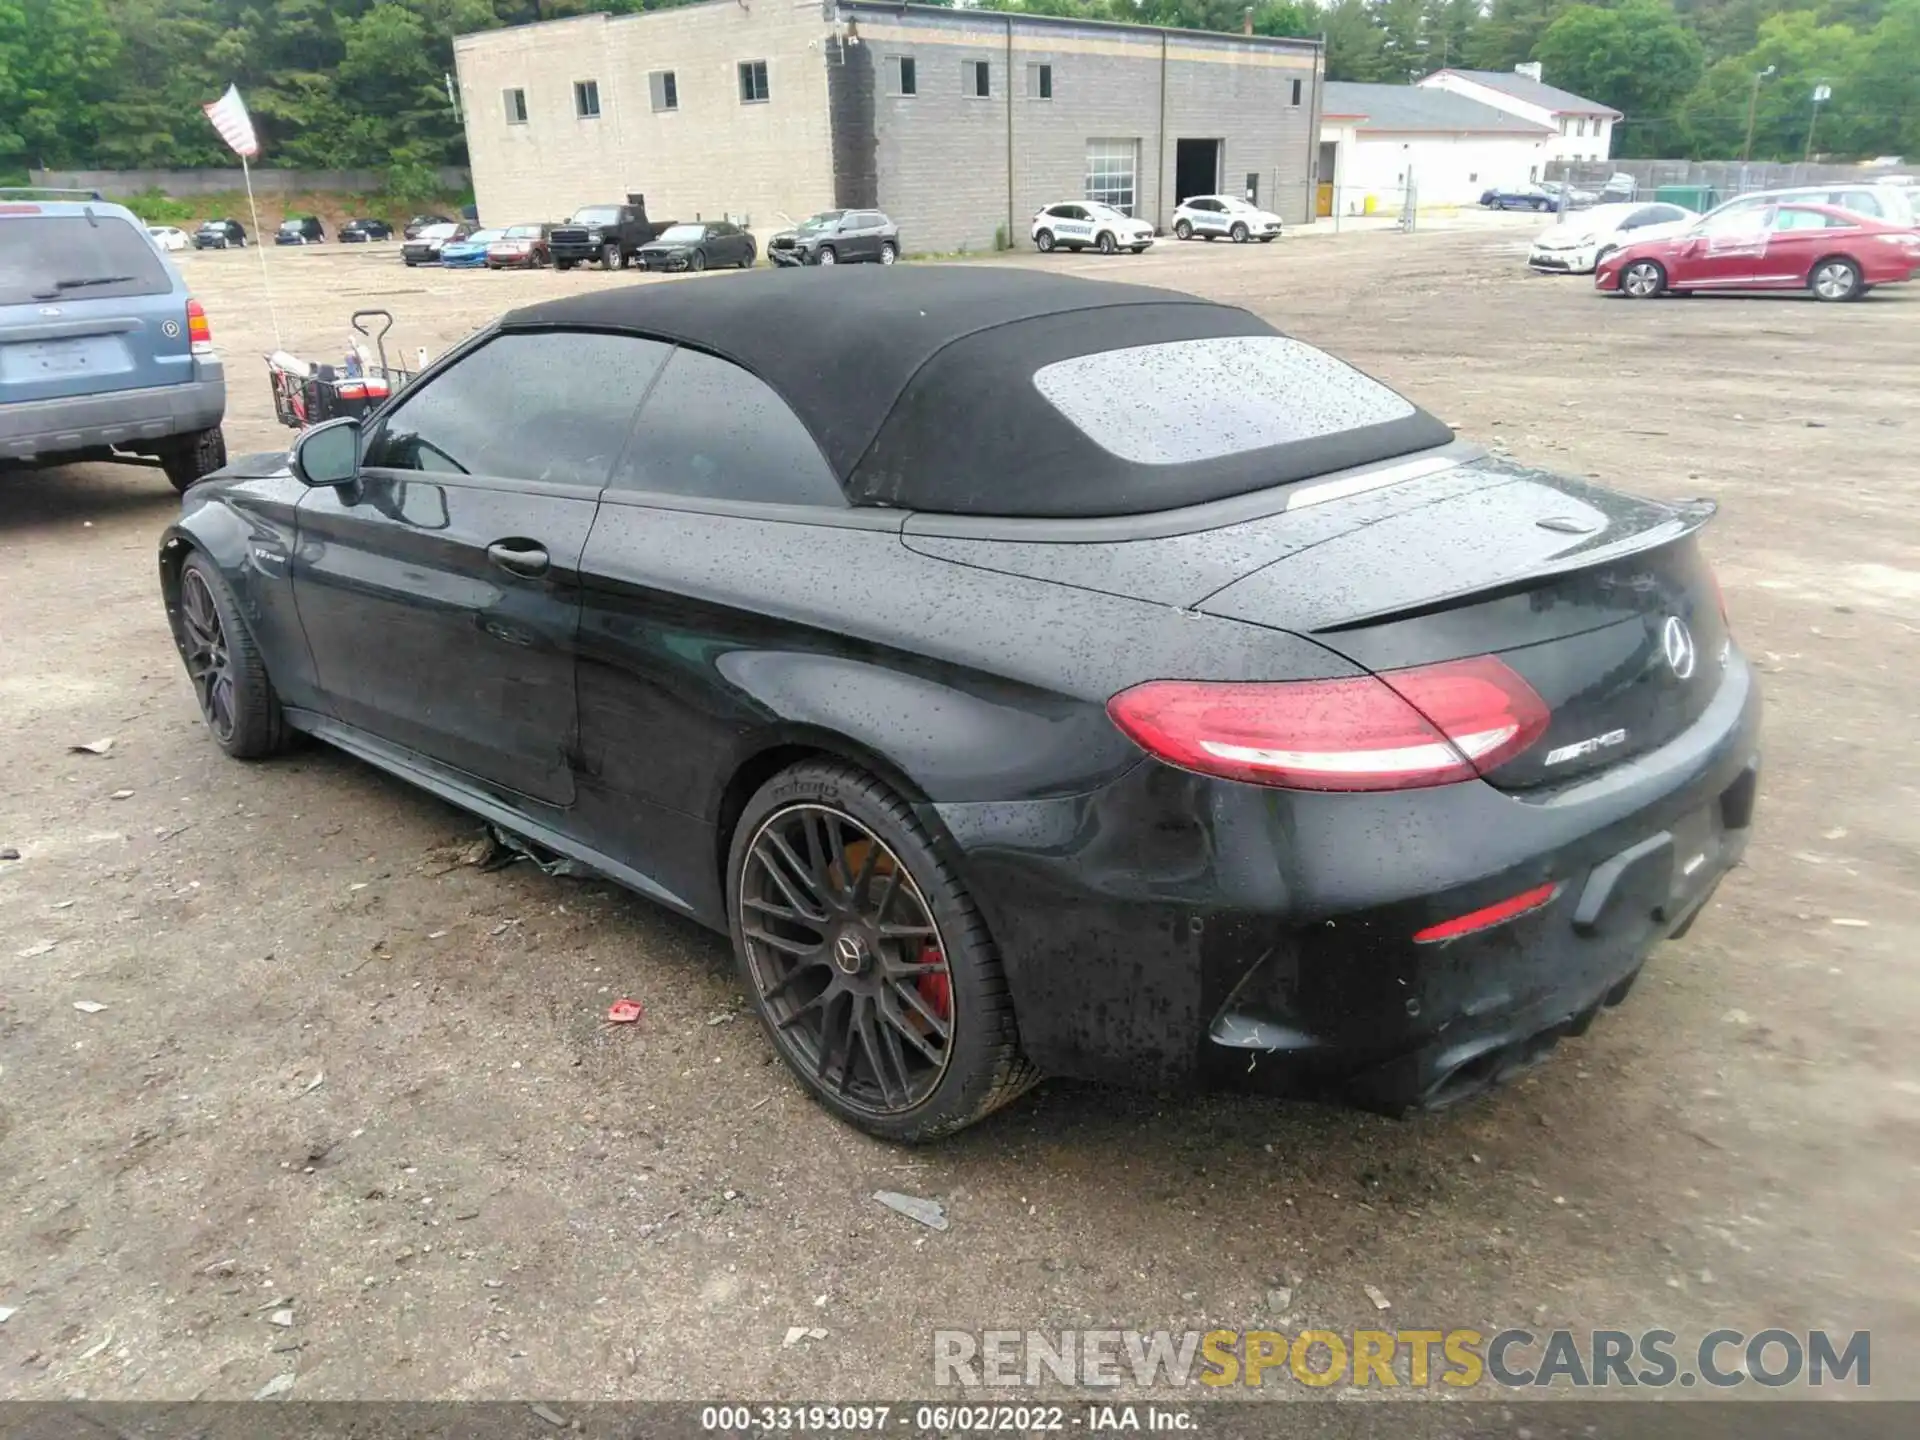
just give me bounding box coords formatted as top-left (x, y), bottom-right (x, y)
top-left (2, 224), bottom-right (1916, 1403)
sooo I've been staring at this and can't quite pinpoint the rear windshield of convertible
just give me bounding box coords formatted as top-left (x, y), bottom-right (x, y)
top-left (848, 308), bottom-right (1452, 519)
top-left (1031, 336), bottom-right (1419, 466)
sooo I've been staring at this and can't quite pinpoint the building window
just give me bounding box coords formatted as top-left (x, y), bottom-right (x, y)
top-left (964, 59), bottom-right (990, 98)
top-left (890, 55), bottom-right (916, 96)
top-left (1085, 138), bottom-right (1138, 215)
top-left (1244, 172), bottom-right (1259, 204)
top-left (738, 60), bottom-right (769, 104)
top-left (503, 88), bottom-right (528, 125)
top-left (574, 80), bottom-right (600, 118)
top-left (649, 70), bottom-right (678, 112)
top-left (1027, 62), bottom-right (1052, 100)
top-left (1290, 78), bottom-right (1302, 106)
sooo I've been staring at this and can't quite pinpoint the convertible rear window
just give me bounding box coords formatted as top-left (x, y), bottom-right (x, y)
top-left (0, 214), bottom-right (172, 306)
top-left (1032, 336), bottom-right (1418, 466)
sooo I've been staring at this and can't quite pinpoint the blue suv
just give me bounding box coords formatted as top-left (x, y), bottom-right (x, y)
top-left (1, 191), bottom-right (227, 491)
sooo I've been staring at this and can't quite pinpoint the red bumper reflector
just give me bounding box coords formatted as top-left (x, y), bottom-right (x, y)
top-left (1413, 881), bottom-right (1559, 944)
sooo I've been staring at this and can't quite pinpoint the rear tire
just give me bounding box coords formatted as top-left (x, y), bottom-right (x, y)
top-left (1173, 219), bottom-right (1193, 240)
top-left (161, 426), bottom-right (227, 493)
top-left (175, 552), bottom-right (293, 760)
top-left (879, 240), bottom-right (898, 265)
top-left (1811, 257), bottom-right (1862, 302)
top-left (1035, 230), bottom-right (1055, 253)
top-left (727, 760), bottom-right (1039, 1143)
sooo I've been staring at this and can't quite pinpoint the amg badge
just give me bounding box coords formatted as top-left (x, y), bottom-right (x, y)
top-left (1544, 727), bottom-right (1628, 767)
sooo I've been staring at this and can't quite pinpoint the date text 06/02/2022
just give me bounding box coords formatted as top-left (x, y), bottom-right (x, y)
top-left (699, 1404), bottom-right (1194, 1432)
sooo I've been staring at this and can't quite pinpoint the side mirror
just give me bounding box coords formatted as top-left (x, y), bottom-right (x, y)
top-left (291, 416), bottom-right (361, 487)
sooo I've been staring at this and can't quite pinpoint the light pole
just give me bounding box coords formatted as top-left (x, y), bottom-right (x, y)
top-left (1742, 64), bottom-right (1776, 163)
top-left (1804, 83), bottom-right (1831, 163)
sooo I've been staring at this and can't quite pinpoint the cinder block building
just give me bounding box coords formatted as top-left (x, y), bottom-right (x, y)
top-left (453, 1), bottom-right (1324, 254)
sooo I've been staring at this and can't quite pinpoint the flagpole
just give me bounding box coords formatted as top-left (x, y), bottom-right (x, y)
top-left (239, 154), bottom-right (282, 349)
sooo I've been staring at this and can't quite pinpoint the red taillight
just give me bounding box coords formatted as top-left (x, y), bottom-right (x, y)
top-left (1412, 881), bottom-right (1559, 943)
top-left (0, 203), bottom-right (44, 215)
top-left (1106, 657), bottom-right (1549, 792)
top-left (186, 298), bottom-right (213, 356)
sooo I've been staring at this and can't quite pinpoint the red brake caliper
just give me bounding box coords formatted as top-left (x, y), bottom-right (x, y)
top-left (915, 943), bottom-right (951, 1021)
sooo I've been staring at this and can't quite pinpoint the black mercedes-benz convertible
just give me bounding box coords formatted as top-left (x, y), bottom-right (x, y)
top-left (160, 267), bottom-right (1760, 1141)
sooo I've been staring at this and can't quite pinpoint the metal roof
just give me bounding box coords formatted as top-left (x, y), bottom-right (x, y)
top-left (1322, 83), bottom-right (1552, 136)
top-left (1423, 69), bottom-right (1621, 118)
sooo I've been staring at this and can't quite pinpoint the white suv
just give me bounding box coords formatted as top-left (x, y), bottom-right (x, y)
top-left (1030, 202), bottom-right (1154, 255)
top-left (1172, 195), bottom-right (1283, 243)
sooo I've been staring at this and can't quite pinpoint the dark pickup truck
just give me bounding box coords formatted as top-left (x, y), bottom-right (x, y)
top-left (549, 199), bottom-right (675, 270)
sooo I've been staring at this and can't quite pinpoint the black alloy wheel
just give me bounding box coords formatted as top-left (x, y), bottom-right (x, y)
top-left (729, 763), bottom-right (1037, 1141)
top-left (180, 566), bottom-right (236, 745)
top-left (174, 554), bottom-right (291, 759)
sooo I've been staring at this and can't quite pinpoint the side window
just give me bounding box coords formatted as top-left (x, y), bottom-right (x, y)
top-left (1699, 202), bottom-right (1766, 237)
top-left (364, 332), bottom-right (671, 486)
top-left (609, 348), bottom-right (844, 507)
top-left (854, 211), bottom-right (885, 229)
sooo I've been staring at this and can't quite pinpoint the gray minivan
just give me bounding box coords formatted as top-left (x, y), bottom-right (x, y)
top-left (1, 191), bottom-right (227, 491)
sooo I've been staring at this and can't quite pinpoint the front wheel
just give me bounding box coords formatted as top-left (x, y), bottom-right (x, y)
top-left (1230, 222), bottom-right (1249, 243)
top-left (691, 249), bottom-right (706, 272)
top-left (1097, 230), bottom-right (1117, 255)
top-left (174, 552), bottom-right (294, 760)
top-left (1811, 257), bottom-right (1862, 302)
top-left (1620, 259), bottom-right (1666, 298)
top-left (601, 242), bottom-right (622, 270)
top-left (879, 240), bottom-right (898, 265)
top-left (816, 245), bottom-right (837, 266)
top-left (728, 761), bottom-right (1039, 1142)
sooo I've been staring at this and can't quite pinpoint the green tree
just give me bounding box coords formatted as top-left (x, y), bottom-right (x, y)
top-left (1534, 1), bottom-right (1705, 154)
top-left (0, 0), bottom-right (122, 168)
top-left (1677, 9), bottom-right (1869, 158)
top-left (1469, 0), bottom-right (1568, 70)
top-left (1322, 0), bottom-right (1391, 79)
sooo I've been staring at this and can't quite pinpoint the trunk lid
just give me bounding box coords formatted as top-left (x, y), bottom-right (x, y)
top-left (904, 453), bottom-right (1729, 787)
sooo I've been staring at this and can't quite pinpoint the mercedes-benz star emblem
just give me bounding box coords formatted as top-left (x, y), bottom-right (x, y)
top-left (833, 934), bottom-right (866, 975)
top-left (1662, 616), bottom-right (1697, 680)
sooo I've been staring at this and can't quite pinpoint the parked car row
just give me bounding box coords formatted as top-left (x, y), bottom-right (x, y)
top-left (1521, 182), bottom-right (1920, 302)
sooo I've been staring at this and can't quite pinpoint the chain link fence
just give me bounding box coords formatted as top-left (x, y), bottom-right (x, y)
top-left (1545, 157), bottom-right (1911, 205)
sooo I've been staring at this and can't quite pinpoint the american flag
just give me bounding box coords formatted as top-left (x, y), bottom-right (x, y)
top-left (202, 84), bottom-right (259, 159)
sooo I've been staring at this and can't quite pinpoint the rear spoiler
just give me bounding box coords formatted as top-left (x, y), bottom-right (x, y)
top-left (1315, 498), bottom-right (1717, 634)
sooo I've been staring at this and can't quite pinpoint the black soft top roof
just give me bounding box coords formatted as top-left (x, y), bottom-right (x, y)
top-left (503, 268), bottom-right (1450, 518)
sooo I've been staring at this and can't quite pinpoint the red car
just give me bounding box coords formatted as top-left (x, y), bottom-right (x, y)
top-left (485, 223), bottom-right (553, 269)
top-left (1596, 201), bottom-right (1920, 302)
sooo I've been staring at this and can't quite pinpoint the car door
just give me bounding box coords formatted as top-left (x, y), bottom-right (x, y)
top-left (291, 329), bottom-right (673, 806)
top-left (1673, 203), bottom-right (1774, 287)
top-left (1051, 205), bottom-right (1086, 245)
top-left (570, 344), bottom-right (859, 910)
top-left (1765, 205), bottom-right (1852, 288)
top-left (1198, 198), bottom-right (1229, 235)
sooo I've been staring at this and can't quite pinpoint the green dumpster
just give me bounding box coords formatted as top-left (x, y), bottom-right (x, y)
top-left (1655, 184), bottom-right (1719, 213)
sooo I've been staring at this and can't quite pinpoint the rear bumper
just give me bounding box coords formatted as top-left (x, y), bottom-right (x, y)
top-left (0, 366), bottom-right (226, 463)
top-left (932, 652), bottom-right (1761, 1112)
